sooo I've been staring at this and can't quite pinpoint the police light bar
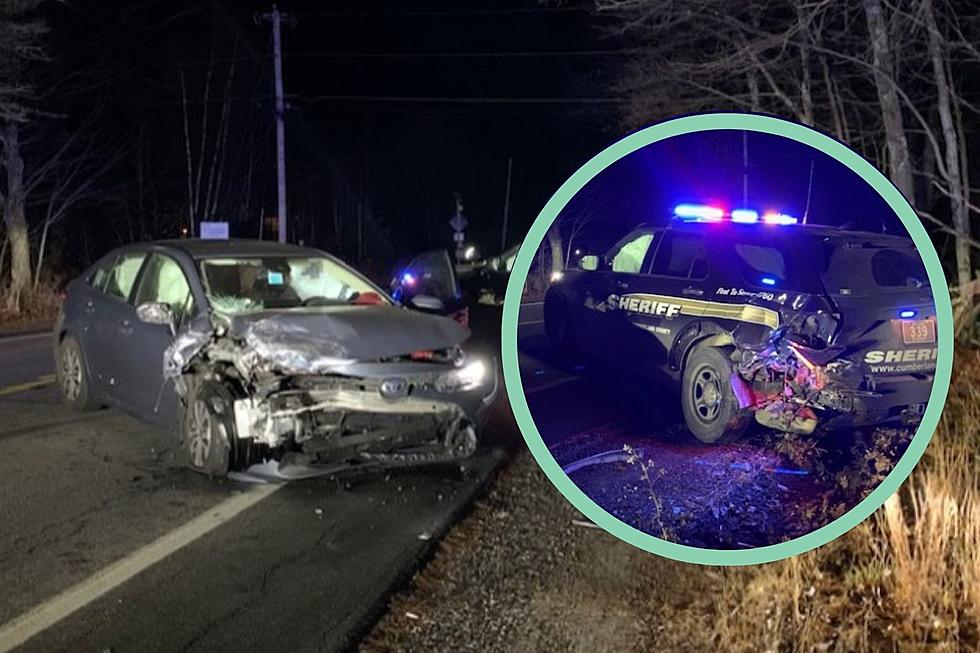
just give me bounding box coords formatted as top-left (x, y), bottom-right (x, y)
top-left (730, 209), bottom-right (759, 224)
top-left (673, 204), bottom-right (724, 221)
top-left (673, 204), bottom-right (797, 225)
top-left (762, 212), bottom-right (798, 225)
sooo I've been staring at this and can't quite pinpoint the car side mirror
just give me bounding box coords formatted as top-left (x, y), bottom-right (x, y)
top-left (579, 255), bottom-right (599, 271)
top-left (410, 294), bottom-right (445, 312)
top-left (136, 301), bottom-right (176, 335)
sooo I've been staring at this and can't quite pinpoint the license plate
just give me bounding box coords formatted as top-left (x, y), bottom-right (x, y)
top-left (901, 319), bottom-right (935, 345)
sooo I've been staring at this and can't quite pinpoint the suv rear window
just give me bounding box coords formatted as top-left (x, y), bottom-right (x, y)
top-left (813, 240), bottom-right (928, 295)
top-left (871, 249), bottom-right (928, 288)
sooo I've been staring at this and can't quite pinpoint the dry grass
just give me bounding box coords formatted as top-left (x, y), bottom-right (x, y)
top-left (0, 281), bottom-right (61, 333)
top-left (696, 348), bottom-right (980, 652)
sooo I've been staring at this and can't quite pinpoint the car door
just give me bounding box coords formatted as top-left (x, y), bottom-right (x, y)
top-left (622, 230), bottom-right (710, 375)
top-left (117, 252), bottom-right (195, 426)
top-left (585, 228), bottom-right (660, 359)
top-left (66, 254), bottom-right (116, 396)
top-left (87, 251), bottom-right (148, 399)
top-left (391, 249), bottom-right (464, 319)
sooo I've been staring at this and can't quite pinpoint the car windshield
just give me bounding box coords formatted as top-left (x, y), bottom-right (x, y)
top-left (200, 256), bottom-right (387, 314)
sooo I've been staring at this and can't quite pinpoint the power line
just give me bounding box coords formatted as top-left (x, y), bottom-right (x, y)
top-left (151, 48), bottom-right (635, 67)
top-left (290, 95), bottom-right (627, 105)
top-left (286, 6), bottom-right (591, 18)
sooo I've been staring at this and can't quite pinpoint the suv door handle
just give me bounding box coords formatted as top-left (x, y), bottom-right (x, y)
top-left (682, 287), bottom-right (704, 297)
top-left (614, 280), bottom-right (629, 290)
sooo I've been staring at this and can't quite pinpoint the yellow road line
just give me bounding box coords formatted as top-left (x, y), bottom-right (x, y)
top-left (0, 374), bottom-right (57, 397)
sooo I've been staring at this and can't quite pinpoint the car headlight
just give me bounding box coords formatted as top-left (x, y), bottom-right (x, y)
top-left (437, 358), bottom-right (488, 393)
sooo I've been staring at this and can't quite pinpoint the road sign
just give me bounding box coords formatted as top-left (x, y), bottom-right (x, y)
top-left (200, 221), bottom-right (229, 239)
top-left (449, 214), bottom-right (467, 233)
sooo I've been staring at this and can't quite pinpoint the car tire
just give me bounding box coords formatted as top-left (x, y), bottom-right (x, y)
top-left (57, 334), bottom-right (96, 411)
top-left (681, 345), bottom-right (750, 444)
top-left (545, 298), bottom-right (578, 357)
top-left (181, 381), bottom-right (236, 477)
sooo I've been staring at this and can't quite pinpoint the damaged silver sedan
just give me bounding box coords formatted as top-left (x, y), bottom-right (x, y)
top-left (54, 239), bottom-right (496, 476)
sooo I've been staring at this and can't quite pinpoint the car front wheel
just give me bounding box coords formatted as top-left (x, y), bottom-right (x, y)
top-left (681, 345), bottom-right (749, 444)
top-left (181, 381), bottom-right (236, 477)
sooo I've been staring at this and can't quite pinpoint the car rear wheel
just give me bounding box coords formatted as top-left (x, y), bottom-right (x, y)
top-left (57, 334), bottom-right (96, 411)
top-left (681, 345), bottom-right (749, 444)
top-left (181, 381), bottom-right (236, 477)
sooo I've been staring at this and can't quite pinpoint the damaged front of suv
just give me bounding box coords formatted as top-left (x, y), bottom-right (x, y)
top-left (723, 231), bottom-right (936, 437)
top-left (163, 254), bottom-right (496, 477)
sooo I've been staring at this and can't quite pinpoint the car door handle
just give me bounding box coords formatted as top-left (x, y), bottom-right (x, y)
top-left (119, 319), bottom-right (133, 336)
top-left (682, 287), bottom-right (704, 297)
top-left (614, 280), bottom-right (629, 290)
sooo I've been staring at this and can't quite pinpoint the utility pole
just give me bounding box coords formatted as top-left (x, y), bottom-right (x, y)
top-left (501, 157), bottom-right (512, 252)
top-left (259, 5), bottom-right (292, 243)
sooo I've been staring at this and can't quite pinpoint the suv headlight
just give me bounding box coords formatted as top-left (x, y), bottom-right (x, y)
top-left (436, 358), bottom-right (487, 393)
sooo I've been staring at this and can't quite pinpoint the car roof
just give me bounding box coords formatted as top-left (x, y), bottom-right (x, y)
top-left (144, 238), bottom-right (326, 260)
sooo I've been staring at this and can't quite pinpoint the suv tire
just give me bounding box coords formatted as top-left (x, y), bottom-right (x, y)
top-left (681, 345), bottom-right (750, 444)
top-left (544, 298), bottom-right (578, 357)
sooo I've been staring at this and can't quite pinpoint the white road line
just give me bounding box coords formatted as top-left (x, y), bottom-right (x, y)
top-left (0, 483), bottom-right (282, 652)
top-left (525, 375), bottom-right (579, 395)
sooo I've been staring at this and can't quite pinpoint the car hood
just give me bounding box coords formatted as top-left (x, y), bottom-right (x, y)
top-left (225, 305), bottom-right (469, 375)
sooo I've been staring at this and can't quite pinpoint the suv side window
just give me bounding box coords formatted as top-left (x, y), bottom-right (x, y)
top-left (134, 254), bottom-right (194, 324)
top-left (103, 253), bottom-right (146, 302)
top-left (609, 231), bottom-right (657, 274)
top-left (651, 233), bottom-right (708, 279)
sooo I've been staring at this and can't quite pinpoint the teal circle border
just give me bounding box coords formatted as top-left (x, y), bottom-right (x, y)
top-left (500, 112), bottom-right (954, 566)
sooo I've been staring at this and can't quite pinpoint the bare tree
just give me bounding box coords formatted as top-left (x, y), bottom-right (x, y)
top-left (598, 0), bottom-right (980, 296)
top-left (0, 0), bottom-right (45, 312)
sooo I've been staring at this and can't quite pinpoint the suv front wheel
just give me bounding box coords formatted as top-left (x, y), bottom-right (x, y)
top-left (681, 345), bottom-right (750, 444)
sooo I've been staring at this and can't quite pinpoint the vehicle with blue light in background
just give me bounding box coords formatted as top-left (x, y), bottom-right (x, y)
top-left (544, 204), bottom-right (937, 444)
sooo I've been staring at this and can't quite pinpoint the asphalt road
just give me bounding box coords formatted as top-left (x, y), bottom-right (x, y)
top-left (0, 313), bottom-right (512, 652)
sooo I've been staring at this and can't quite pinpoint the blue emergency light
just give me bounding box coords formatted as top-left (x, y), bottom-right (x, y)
top-left (760, 276), bottom-right (777, 286)
top-left (899, 309), bottom-right (917, 319)
top-left (673, 204), bottom-right (724, 221)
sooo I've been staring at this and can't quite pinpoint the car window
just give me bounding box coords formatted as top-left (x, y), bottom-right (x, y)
top-left (201, 256), bottom-right (387, 314)
top-left (651, 233), bottom-right (707, 278)
top-left (610, 232), bottom-right (655, 274)
top-left (89, 258), bottom-right (112, 290)
top-left (134, 254), bottom-right (194, 323)
top-left (103, 253), bottom-right (146, 302)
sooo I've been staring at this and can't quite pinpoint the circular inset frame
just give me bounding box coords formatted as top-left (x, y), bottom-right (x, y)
top-left (500, 113), bottom-right (954, 566)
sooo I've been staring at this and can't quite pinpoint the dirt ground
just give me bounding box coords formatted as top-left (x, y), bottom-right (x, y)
top-left (546, 420), bottom-right (911, 549)
top-left (361, 451), bottom-right (719, 652)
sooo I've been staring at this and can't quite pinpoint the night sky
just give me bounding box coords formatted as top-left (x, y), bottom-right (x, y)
top-left (47, 1), bottom-right (619, 273)
top-left (558, 129), bottom-right (906, 254)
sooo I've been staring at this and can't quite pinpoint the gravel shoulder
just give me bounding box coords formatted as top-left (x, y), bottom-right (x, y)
top-left (361, 451), bottom-right (691, 652)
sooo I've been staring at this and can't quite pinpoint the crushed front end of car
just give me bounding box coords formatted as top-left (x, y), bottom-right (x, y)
top-left (163, 308), bottom-right (497, 473)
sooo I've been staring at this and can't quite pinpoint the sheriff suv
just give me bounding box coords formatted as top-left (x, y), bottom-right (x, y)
top-left (543, 205), bottom-right (937, 444)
